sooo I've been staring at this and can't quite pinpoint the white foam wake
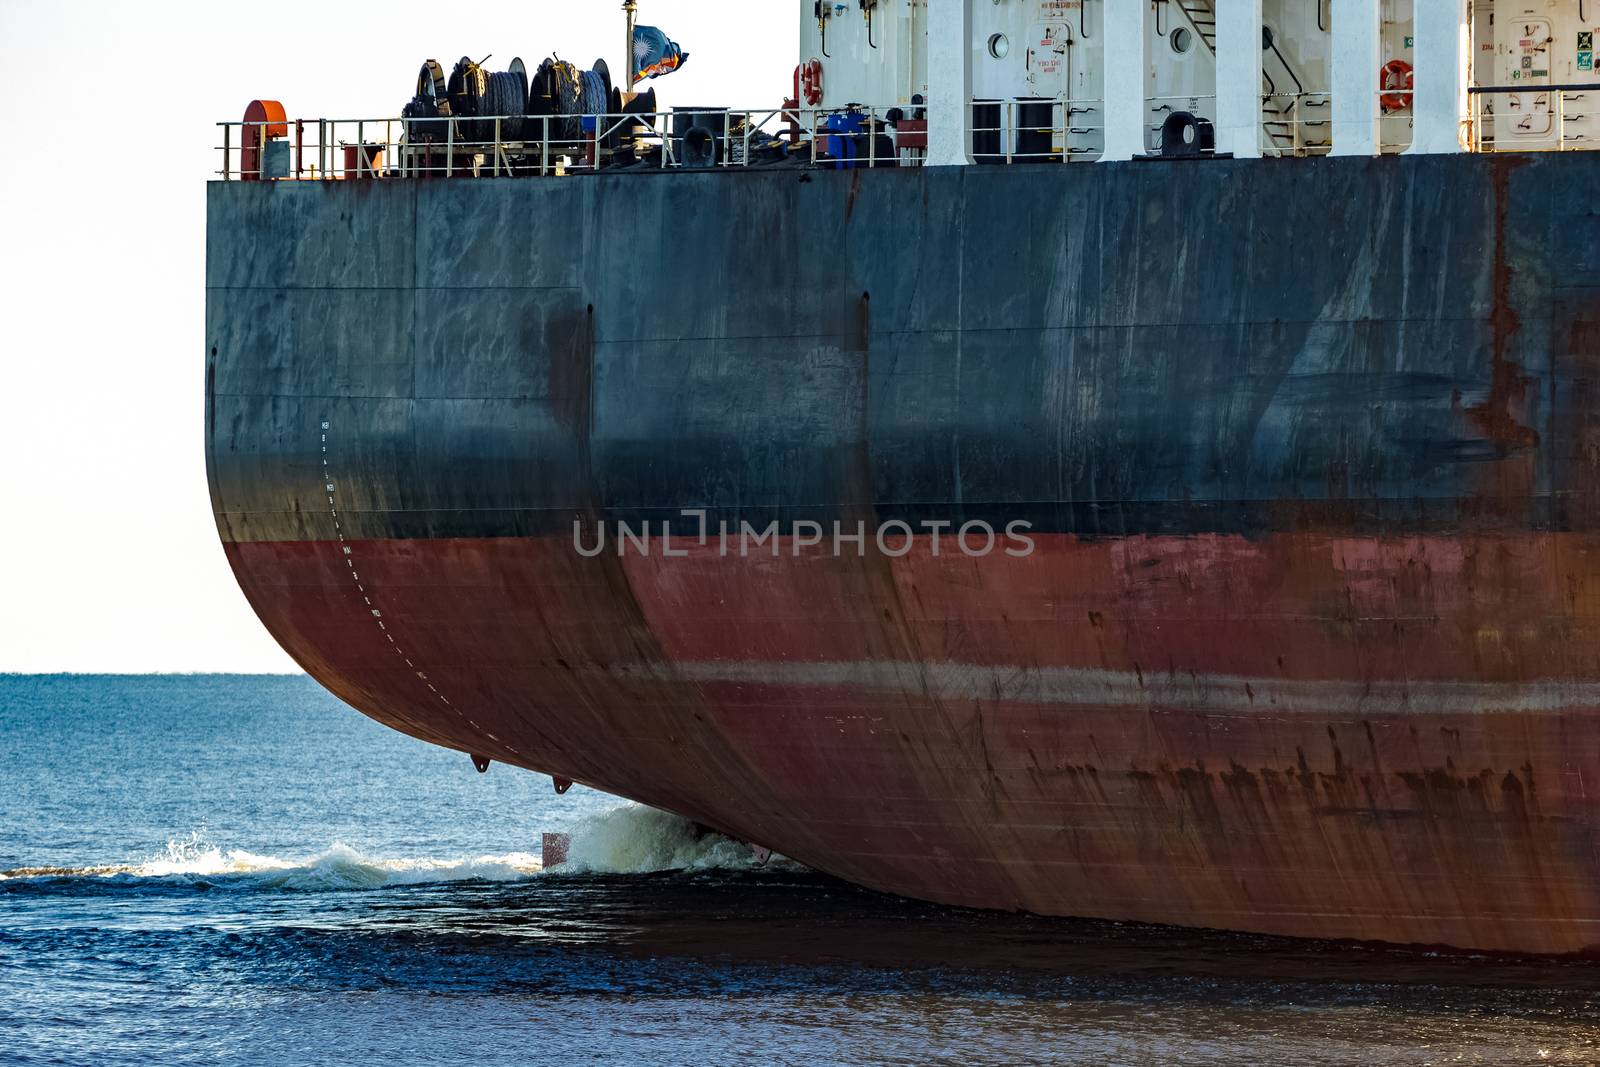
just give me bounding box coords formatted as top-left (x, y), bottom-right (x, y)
top-left (1, 832), bottom-right (542, 890)
top-left (1, 806), bottom-right (789, 889)
top-left (561, 803), bottom-right (785, 874)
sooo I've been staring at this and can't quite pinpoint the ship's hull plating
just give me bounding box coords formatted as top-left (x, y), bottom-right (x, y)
top-left (207, 155), bottom-right (1600, 953)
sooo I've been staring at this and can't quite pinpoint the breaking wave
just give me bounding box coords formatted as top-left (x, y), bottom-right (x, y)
top-left (562, 803), bottom-right (785, 874)
top-left (1, 833), bottom-right (542, 891)
top-left (1, 805), bottom-right (787, 893)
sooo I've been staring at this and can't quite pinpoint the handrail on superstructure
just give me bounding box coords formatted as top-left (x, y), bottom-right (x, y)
top-left (1470, 83), bottom-right (1595, 94)
top-left (1465, 86), bottom-right (1593, 154)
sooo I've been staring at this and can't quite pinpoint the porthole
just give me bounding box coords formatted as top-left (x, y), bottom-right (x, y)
top-left (987, 33), bottom-right (1010, 60)
top-left (1170, 27), bottom-right (1193, 54)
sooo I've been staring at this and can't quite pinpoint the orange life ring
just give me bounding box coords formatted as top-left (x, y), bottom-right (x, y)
top-left (1380, 59), bottom-right (1414, 112)
top-left (799, 58), bottom-right (824, 106)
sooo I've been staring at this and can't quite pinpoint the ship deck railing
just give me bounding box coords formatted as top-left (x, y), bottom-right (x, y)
top-left (1466, 84), bottom-right (1597, 154)
top-left (214, 100), bottom-right (1114, 179)
top-left (213, 87), bottom-right (1598, 180)
top-left (1258, 92), bottom-right (1333, 157)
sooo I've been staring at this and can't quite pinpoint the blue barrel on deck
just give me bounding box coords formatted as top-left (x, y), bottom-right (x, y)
top-left (824, 111), bottom-right (866, 169)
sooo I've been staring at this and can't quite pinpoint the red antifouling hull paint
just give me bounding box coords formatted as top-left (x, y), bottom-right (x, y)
top-left (225, 532), bottom-right (1600, 954)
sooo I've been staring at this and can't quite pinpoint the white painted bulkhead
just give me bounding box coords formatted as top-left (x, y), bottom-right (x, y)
top-left (1487, 0), bottom-right (1600, 150)
top-left (796, 0), bottom-right (1599, 161)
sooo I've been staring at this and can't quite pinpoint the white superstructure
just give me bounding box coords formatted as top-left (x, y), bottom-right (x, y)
top-left (799, 0), bottom-right (1600, 160)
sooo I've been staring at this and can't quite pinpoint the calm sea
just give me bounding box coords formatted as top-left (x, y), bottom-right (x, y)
top-left (3, 674), bottom-right (1598, 1065)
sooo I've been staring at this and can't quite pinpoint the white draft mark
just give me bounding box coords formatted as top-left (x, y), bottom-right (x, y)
top-left (320, 419), bottom-right (458, 714)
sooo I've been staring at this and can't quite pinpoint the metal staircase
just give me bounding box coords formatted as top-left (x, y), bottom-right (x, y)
top-left (1170, 0), bottom-right (1331, 156)
top-left (1175, 0), bottom-right (1218, 50)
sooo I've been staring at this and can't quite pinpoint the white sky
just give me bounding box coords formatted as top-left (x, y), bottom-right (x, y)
top-left (0, 1), bottom-right (796, 673)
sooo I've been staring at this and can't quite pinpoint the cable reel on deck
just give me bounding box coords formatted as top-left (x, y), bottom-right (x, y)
top-left (448, 55), bottom-right (491, 143)
top-left (531, 58), bottom-right (585, 142)
top-left (402, 60), bottom-right (452, 145)
top-left (612, 86), bottom-right (658, 163)
top-left (417, 59), bottom-right (447, 103)
top-left (579, 60), bottom-right (612, 133)
top-left (482, 61), bottom-right (530, 142)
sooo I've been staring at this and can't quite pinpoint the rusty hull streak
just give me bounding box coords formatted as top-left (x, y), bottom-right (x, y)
top-left (1466, 155), bottom-right (1539, 453)
top-left (207, 155), bottom-right (1600, 954)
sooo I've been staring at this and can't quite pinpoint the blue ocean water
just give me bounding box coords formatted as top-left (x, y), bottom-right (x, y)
top-left (3, 675), bottom-right (1599, 1066)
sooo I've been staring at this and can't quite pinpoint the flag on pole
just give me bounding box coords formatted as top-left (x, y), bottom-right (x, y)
top-left (633, 25), bottom-right (688, 80)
